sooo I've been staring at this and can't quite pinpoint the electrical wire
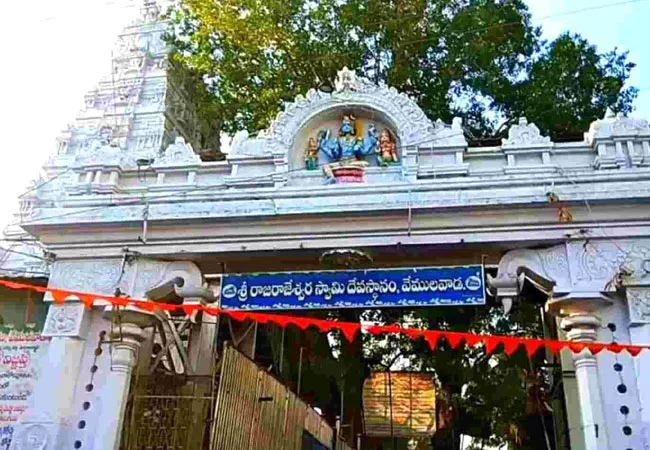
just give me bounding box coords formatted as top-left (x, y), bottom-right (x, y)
top-left (0, 246), bottom-right (49, 263)
top-left (0, 268), bottom-right (50, 277)
top-left (550, 152), bottom-right (637, 266)
top-left (17, 168), bottom-right (73, 199)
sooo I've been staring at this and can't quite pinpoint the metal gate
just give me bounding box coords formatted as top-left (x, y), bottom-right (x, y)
top-left (121, 309), bottom-right (220, 450)
top-left (122, 373), bottom-right (216, 450)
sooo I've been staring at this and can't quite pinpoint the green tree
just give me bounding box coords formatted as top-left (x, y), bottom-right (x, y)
top-left (361, 299), bottom-right (551, 450)
top-left (495, 33), bottom-right (638, 139)
top-left (165, 0), bottom-right (637, 141)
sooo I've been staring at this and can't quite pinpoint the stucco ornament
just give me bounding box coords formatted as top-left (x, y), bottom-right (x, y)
top-left (585, 108), bottom-right (650, 143)
top-left (568, 240), bottom-right (650, 289)
top-left (626, 288), bottom-right (650, 324)
top-left (73, 124), bottom-right (135, 167)
top-left (228, 68), bottom-right (468, 166)
top-left (264, 69), bottom-right (438, 149)
top-left (140, 0), bottom-right (161, 24)
top-left (334, 67), bottom-right (360, 92)
top-left (502, 117), bottom-right (551, 147)
top-left (230, 130), bottom-right (250, 154)
top-left (0, 241), bottom-right (50, 276)
top-left (488, 244), bottom-right (572, 303)
top-left (491, 240), bottom-right (650, 310)
top-left (42, 303), bottom-right (86, 337)
top-left (127, 259), bottom-right (204, 298)
top-left (49, 260), bottom-right (124, 294)
top-left (153, 137), bottom-right (200, 166)
top-left (13, 424), bottom-right (48, 450)
top-left (431, 117), bottom-right (466, 147)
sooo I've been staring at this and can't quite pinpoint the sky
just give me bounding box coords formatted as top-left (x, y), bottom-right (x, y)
top-left (0, 0), bottom-right (647, 234)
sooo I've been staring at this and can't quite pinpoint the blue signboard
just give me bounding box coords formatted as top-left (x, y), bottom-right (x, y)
top-left (219, 265), bottom-right (485, 311)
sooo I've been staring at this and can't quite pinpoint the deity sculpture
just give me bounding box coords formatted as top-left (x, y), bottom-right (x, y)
top-left (305, 137), bottom-right (319, 170)
top-left (317, 115), bottom-right (378, 183)
top-left (377, 128), bottom-right (398, 165)
top-left (318, 115), bottom-right (377, 162)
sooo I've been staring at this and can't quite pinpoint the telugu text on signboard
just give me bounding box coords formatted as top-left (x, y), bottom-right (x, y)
top-left (220, 265), bottom-right (485, 311)
top-left (0, 333), bottom-right (49, 450)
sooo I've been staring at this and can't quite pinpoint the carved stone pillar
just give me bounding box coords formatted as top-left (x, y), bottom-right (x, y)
top-left (10, 303), bottom-right (89, 450)
top-left (626, 287), bottom-right (650, 446)
top-left (92, 310), bottom-right (151, 450)
top-left (560, 313), bottom-right (610, 450)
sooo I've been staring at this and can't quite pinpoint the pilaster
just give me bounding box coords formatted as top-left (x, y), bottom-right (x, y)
top-left (625, 287), bottom-right (650, 448)
top-left (10, 303), bottom-right (89, 450)
top-left (92, 309), bottom-right (152, 450)
top-left (560, 312), bottom-right (610, 450)
top-left (547, 293), bottom-right (612, 450)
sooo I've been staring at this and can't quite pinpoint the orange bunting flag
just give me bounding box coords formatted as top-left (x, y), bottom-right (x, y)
top-left (49, 289), bottom-right (69, 304)
top-left (0, 277), bottom-right (649, 357)
top-left (424, 331), bottom-right (441, 350)
top-left (484, 337), bottom-right (500, 355)
top-left (501, 337), bottom-right (521, 356)
top-left (444, 333), bottom-right (464, 349)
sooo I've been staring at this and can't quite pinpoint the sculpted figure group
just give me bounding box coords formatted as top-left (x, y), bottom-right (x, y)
top-left (305, 115), bottom-right (399, 183)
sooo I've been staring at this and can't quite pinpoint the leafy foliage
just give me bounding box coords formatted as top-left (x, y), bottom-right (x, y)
top-left (165, 0), bottom-right (637, 140)
top-left (361, 299), bottom-right (547, 449)
top-left (495, 33), bottom-right (638, 139)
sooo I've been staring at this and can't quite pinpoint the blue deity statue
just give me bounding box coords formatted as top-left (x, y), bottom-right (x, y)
top-left (317, 115), bottom-right (378, 162)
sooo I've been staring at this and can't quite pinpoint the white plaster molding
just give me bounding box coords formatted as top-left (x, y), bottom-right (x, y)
top-left (228, 69), bottom-right (466, 178)
top-left (430, 117), bottom-right (467, 147)
top-left (567, 239), bottom-right (650, 290)
top-left (558, 312), bottom-right (610, 450)
top-left (153, 137), bottom-right (201, 167)
top-left (0, 241), bottom-right (50, 278)
top-left (126, 258), bottom-right (204, 298)
top-left (72, 124), bottom-right (135, 169)
top-left (108, 322), bottom-right (147, 370)
top-left (139, 0), bottom-right (162, 24)
top-left (490, 243), bottom-right (571, 294)
top-left (502, 117), bottom-right (551, 147)
top-left (546, 292), bottom-right (612, 317)
top-left (42, 303), bottom-right (89, 338)
top-left (627, 287), bottom-right (650, 324)
top-left (47, 259), bottom-right (124, 298)
top-left (47, 258), bottom-right (204, 302)
top-left (92, 317), bottom-right (150, 450)
top-left (263, 69), bottom-right (437, 149)
top-left (560, 313), bottom-right (601, 341)
top-left (586, 109), bottom-right (650, 144)
top-left (10, 423), bottom-right (49, 450)
top-left (492, 240), bottom-right (650, 301)
top-left (229, 130), bottom-right (255, 156)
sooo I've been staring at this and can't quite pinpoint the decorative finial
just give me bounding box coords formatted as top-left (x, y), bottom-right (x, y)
top-left (335, 67), bottom-right (359, 92)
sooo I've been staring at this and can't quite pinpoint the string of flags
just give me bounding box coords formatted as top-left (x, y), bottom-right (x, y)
top-left (1, 278), bottom-right (647, 357)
